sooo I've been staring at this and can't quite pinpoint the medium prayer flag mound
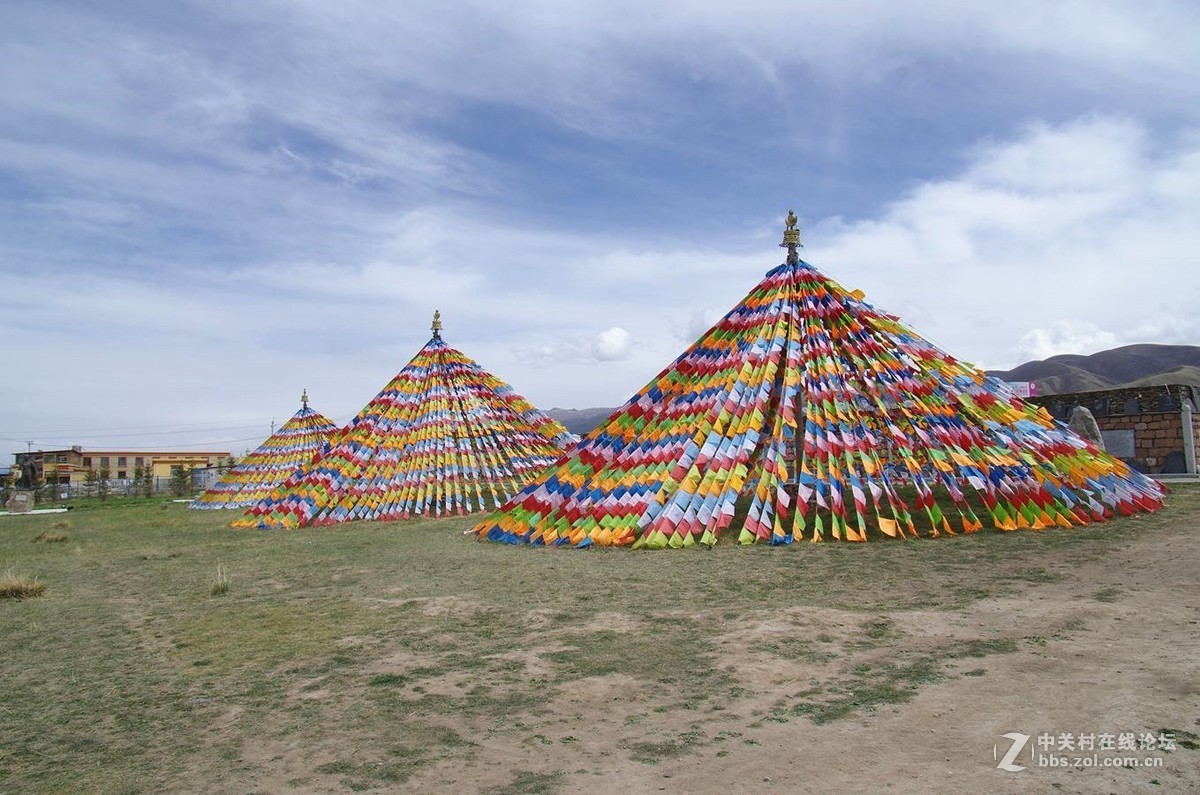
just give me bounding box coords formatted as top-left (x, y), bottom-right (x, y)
top-left (234, 313), bottom-right (573, 528)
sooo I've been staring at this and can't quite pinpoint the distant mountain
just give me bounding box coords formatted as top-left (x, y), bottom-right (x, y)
top-left (988, 344), bottom-right (1200, 395)
top-left (1123, 364), bottom-right (1200, 390)
top-left (548, 346), bottom-right (1200, 437)
top-left (546, 407), bottom-right (618, 436)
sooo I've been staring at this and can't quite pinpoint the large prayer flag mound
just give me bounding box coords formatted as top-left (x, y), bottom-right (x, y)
top-left (471, 214), bottom-right (1165, 548)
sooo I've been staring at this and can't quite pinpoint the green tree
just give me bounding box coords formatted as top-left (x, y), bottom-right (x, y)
top-left (132, 465), bottom-right (145, 498)
top-left (1, 468), bottom-right (16, 504)
top-left (142, 466), bottom-right (154, 497)
top-left (83, 468), bottom-right (99, 499)
top-left (169, 465), bottom-right (192, 498)
top-left (97, 464), bottom-right (111, 500)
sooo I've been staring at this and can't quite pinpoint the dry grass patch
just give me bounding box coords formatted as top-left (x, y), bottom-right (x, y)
top-left (0, 569), bottom-right (46, 600)
top-left (31, 520), bottom-right (71, 544)
top-left (209, 563), bottom-right (231, 597)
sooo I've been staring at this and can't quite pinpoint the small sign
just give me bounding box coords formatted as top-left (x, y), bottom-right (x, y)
top-left (1102, 429), bottom-right (1135, 459)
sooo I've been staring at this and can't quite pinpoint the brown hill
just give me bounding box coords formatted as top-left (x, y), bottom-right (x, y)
top-left (1123, 365), bottom-right (1200, 390)
top-left (988, 344), bottom-right (1200, 395)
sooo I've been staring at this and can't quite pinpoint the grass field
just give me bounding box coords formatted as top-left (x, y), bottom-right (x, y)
top-left (2, 488), bottom-right (1198, 792)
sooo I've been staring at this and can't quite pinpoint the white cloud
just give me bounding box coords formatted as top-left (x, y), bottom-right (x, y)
top-left (7, 112), bottom-right (1198, 454)
top-left (594, 327), bottom-right (633, 361)
top-left (512, 327), bottom-right (634, 366)
top-left (225, 1), bottom-right (1200, 135)
top-left (1017, 322), bottom-right (1120, 361)
top-left (680, 306), bottom-right (730, 343)
top-left (812, 116), bottom-right (1200, 370)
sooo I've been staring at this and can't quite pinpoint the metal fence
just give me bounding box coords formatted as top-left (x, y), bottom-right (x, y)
top-left (2, 469), bottom-right (224, 506)
top-left (3, 479), bottom-right (178, 504)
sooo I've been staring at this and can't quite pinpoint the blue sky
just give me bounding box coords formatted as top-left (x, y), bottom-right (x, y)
top-left (3, 0), bottom-right (1199, 459)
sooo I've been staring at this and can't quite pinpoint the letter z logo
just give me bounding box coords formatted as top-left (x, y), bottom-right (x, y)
top-left (995, 732), bottom-right (1031, 772)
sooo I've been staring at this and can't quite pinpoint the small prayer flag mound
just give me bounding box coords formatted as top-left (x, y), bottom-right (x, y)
top-left (191, 390), bottom-right (340, 511)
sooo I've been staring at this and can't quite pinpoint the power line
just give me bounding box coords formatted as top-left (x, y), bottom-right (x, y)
top-left (7, 435), bottom-right (271, 453)
top-left (0, 423), bottom-right (272, 443)
top-left (0, 418), bottom-right (277, 435)
top-left (3, 415), bottom-right (355, 454)
top-left (129, 435), bottom-right (270, 450)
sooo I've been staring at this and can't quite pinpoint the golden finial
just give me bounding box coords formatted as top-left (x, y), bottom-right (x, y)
top-left (301, 388), bottom-right (309, 409)
top-left (780, 210), bottom-right (801, 265)
top-left (431, 309), bottom-right (443, 340)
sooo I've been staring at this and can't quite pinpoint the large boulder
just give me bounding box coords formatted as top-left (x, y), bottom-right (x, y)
top-left (1069, 406), bottom-right (1106, 451)
top-left (5, 490), bottom-right (33, 513)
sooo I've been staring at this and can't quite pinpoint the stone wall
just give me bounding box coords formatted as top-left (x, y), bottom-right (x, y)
top-left (1027, 383), bottom-right (1198, 474)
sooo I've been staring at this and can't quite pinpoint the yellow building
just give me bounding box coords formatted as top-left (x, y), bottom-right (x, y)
top-left (13, 447), bottom-right (231, 488)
